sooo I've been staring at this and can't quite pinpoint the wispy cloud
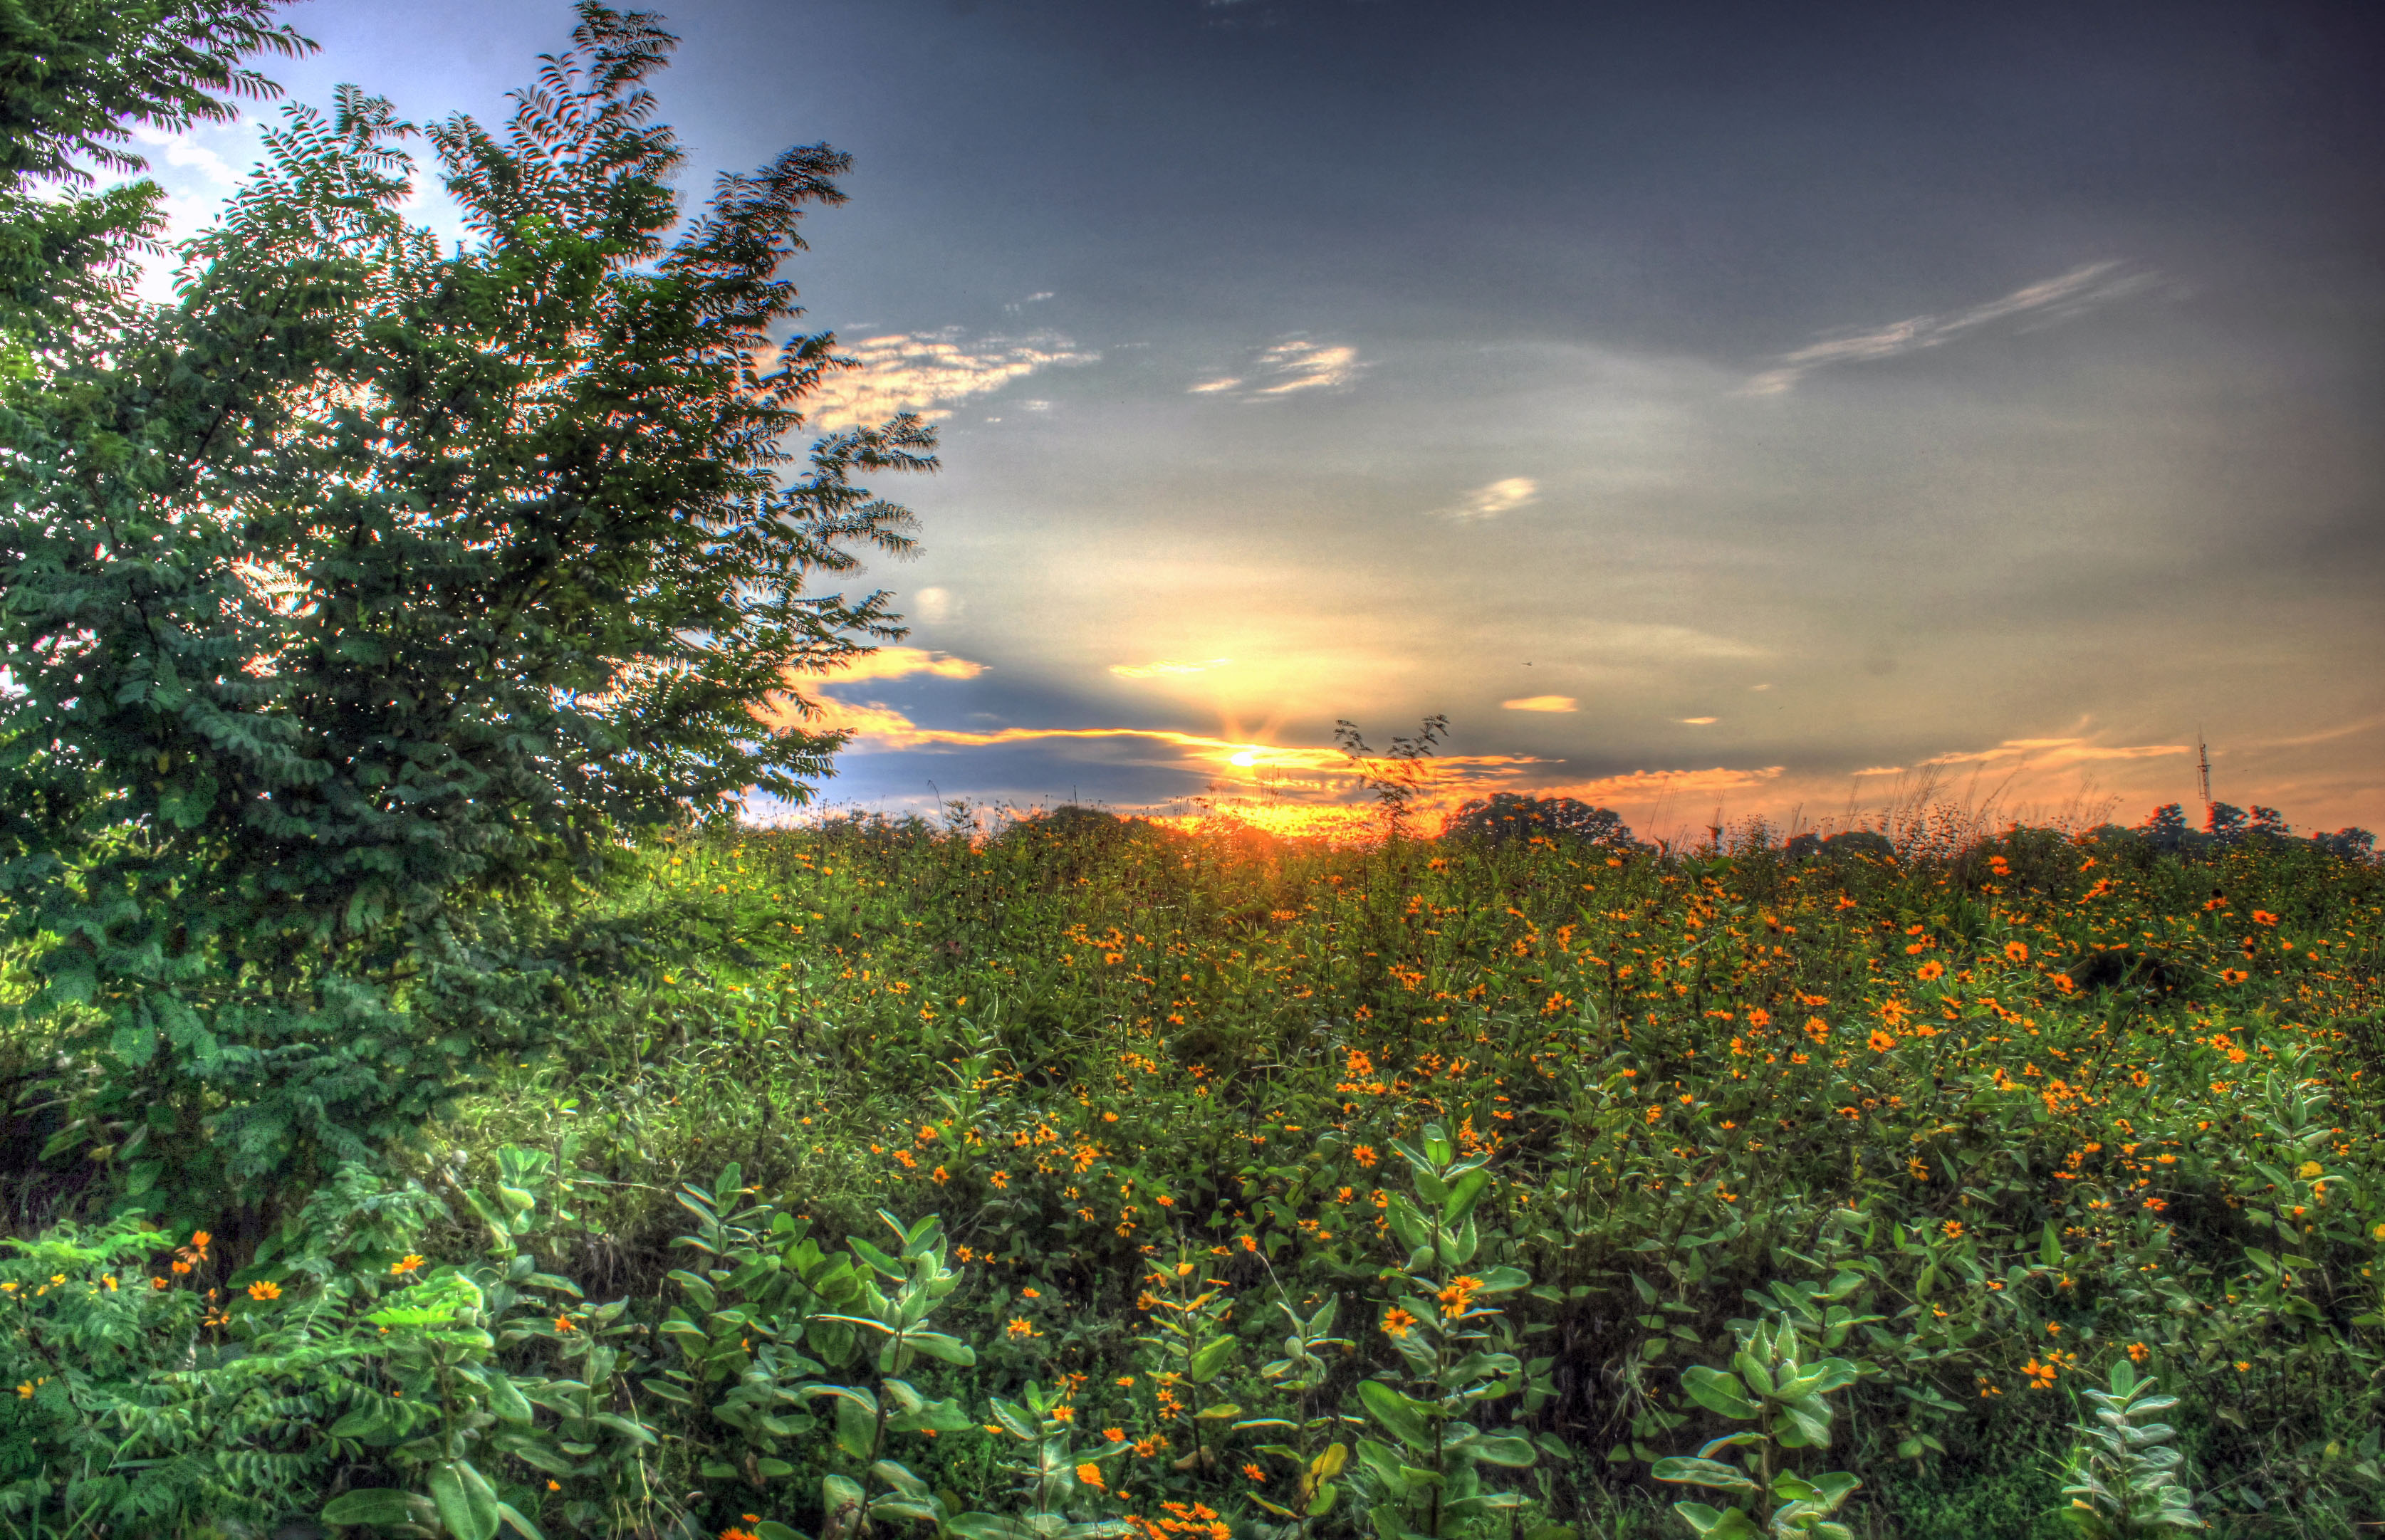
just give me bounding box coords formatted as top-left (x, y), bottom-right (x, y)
top-left (1437, 476), bottom-right (1539, 523)
top-left (1744, 261), bottom-right (2159, 395)
top-left (803, 330), bottom-right (1097, 431)
top-left (1677, 716), bottom-right (1718, 726)
top-left (1190, 336), bottom-right (1366, 399)
top-left (1502, 695), bottom-right (1576, 713)
top-left (1915, 734), bottom-right (2188, 770)
top-left (1111, 658), bottom-right (1234, 679)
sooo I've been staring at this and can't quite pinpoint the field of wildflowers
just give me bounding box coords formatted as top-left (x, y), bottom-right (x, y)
top-left (6, 807), bottom-right (2381, 1536)
top-left (411, 807), bottom-right (2384, 1537)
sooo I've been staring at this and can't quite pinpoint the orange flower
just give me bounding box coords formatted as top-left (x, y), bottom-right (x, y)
top-left (1077, 1464), bottom-right (1106, 1491)
top-left (1381, 1306), bottom-right (1417, 1338)
top-left (390, 1254), bottom-right (424, 1275)
top-left (1867, 1030), bottom-right (1896, 1052)
top-left (1436, 1276), bottom-right (1483, 1319)
top-left (2251, 910), bottom-right (2279, 927)
top-left (1006, 1317), bottom-right (1040, 1338)
top-left (2219, 969), bottom-right (2248, 985)
top-left (2022, 1358), bottom-right (2057, 1389)
top-left (2004, 941), bottom-right (2029, 963)
top-left (553, 1314), bottom-right (577, 1332)
top-left (1241, 1463), bottom-right (1266, 1483)
top-left (2126, 1343), bottom-right (2149, 1363)
top-left (1941, 1220), bottom-right (1963, 1239)
top-left (189, 1231), bottom-right (212, 1254)
top-left (246, 1280), bottom-right (281, 1302)
top-left (1352, 1146), bottom-right (1378, 1168)
top-left (1916, 960), bottom-right (1946, 982)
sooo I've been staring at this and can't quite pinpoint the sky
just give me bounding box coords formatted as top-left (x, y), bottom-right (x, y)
top-left (134, 0), bottom-right (2385, 839)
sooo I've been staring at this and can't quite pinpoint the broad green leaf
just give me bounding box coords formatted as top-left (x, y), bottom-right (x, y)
top-left (1679, 1366), bottom-right (1760, 1420)
top-left (1359, 1381), bottom-right (1434, 1451)
top-left (1652, 1458), bottom-right (1758, 1494)
top-left (322, 1489), bottom-right (437, 1526)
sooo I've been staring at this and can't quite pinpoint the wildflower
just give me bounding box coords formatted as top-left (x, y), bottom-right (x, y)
top-left (1242, 1463), bottom-right (1266, 1483)
top-left (1352, 1145), bottom-right (1377, 1168)
top-left (1023, 1287), bottom-right (1042, 1298)
top-left (2004, 941), bottom-right (2030, 963)
top-left (553, 1314), bottom-right (577, 1332)
top-left (189, 1231), bottom-right (212, 1254)
top-left (390, 1254), bottom-right (425, 1275)
top-left (1105, 1428), bottom-right (1127, 1442)
top-left (246, 1280), bottom-right (282, 1302)
top-left (1380, 1306), bottom-right (1417, 1338)
top-left (151, 1277), bottom-right (169, 1290)
top-left (1436, 1275), bottom-right (1483, 1318)
top-left (1117, 1376), bottom-right (1137, 1388)
top-left (1052, 1404), bottom-right (1076, 1423)
top-left (1805, 1017), bottom-right (1830, 1043)
top-left (1006, 1317), bottom-right (1041, 1338)
top-left (2023, 1358), bottom-right (2057, 1389)
top-left (1916, 960), bottom-right (1946, 982)
top-left (2251, 910), bottom-right (2279, 927)
top-left (1868, 1030), bottom-right (1896, 1052)
top-left (2234, 1361), bottom-right (2250, 1373)
top-left (2126, 1343), bottom-right (2149, 1363)
top-left (2219, 968), bottom-right (2248, 985)
top-left (1078, 1464), bottom-right (1107, 1491)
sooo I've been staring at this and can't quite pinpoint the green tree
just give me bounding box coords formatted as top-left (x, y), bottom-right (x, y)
top-left (0, 4), bottom-right (934, 1210)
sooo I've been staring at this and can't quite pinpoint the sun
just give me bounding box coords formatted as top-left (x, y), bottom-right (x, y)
top-left (1228, 748), bottom-right (1261, 768)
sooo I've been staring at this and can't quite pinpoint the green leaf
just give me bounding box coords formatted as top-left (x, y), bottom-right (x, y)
top-left (1680, 1366), bottom-right (1760, 1420)
top-left (904, 1330), bottom-right (977, 1366)
top-left (495, 1502), bottom-right (546, 1540)
top-left (1669, 1502), bottom-right (1762, 1539)
top-left (1359, 1381), bottom-right (1434, 1452)
top-left (1460, 1434), bottom-right (1536, 1467)
top-left (323, 1489), bottom-right (438, 1526)
top-left (1652, 1458), bottom-right (1759, 1494)
top-left (1189, 1333), bottom-right (1238, 1382)
top-left (428, 1462), bottom-right (500, 1540)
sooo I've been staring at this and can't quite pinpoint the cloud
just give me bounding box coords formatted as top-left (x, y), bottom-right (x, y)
top-left (912, 587), bottom-right (957, 624)
top-left (814, 645), bottom-right (988, 683)
top-left (1190, 336), bottom-right (1365, 399)
top-left (803, 330), bottom-right (1097, 431)
top-left (1438, 476), bottom-right (1539, 523)
top-left (1543, 765), bottom-right (1788, 802)
top-left (1502, 695), bottom-right (1576, 713)
top-left (1744, 261), bottom-right (2160, 395)
top-left (1111, 658), bottom-right (1233, 679)
top-left (1852, 765), bottom-right (1906, 777)
top-left (1677, 716), bottom-right (1718, 726)
top-left (1914, 734), bottom-right (2188, 770)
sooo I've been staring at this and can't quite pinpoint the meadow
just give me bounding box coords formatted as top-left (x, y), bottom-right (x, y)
top-left (5, 803), bottom-right (2383, 1538)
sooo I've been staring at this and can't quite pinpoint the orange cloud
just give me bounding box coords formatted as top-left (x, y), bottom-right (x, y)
top-left (815, 645), bottom-right (988, 683)
top-left (1916, 735), bottom-right (2188, 769)
top-left (1502, 695), bottom-right (1577, 713)
top-left (1111, 658), bottom-right (1233, 679)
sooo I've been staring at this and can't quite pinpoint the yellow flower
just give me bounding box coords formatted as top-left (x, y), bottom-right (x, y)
top-left (1077, 1463), bottom-right (1106, 1490)
top-left (2298, 1161), bottom-right (2323, 1180)
top-left (1380, 1306), bottom-right (1417, 1339)
top-left (390, 1254), bottom-right (425, 1275)
top-left (1006, 1317), bottom-right (1040, 1338)
top-left (246, 1280), bottom-right (281, 1302)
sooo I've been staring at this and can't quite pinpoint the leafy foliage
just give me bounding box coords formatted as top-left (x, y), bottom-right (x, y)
top-left (1439, 795), bottom-right (1634, 849)
top-left (0, 2), bottom-right (931, 1205)
top-left (2057, 1362), bottom-right (2203, 1538)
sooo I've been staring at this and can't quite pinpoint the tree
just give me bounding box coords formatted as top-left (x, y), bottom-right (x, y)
top-left (0, 4), bottom-right (933, 1206)
top-left (1439, 792), bottom-right (1633, 848)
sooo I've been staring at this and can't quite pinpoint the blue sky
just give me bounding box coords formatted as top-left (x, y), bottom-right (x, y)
top-left (135, 0), bottom-right (2385, 837)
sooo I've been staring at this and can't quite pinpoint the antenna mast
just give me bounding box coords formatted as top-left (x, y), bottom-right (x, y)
top-left (2196, 730), bottom-right (2212, 813)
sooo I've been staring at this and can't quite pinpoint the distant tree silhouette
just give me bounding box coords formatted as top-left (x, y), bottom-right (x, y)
top-left (1440, 793), bottom-right (1634, 847)
top-left (2140, 803), bottom-right (2191, 852)
top-left (2206, 802), bottom-right (2249, 840)
top-left (2249, 805), bottom-right (2290, 836)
